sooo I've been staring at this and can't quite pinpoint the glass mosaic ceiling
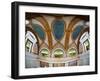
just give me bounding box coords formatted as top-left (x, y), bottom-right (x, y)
top-left (32, 24), bottom-right (45, 40)
top-left (32, 20), bottom-right (84, 41)
top-left (53, 20), bottom-right (65, 40)
top-left (72, 25), bottom-right (84, 40)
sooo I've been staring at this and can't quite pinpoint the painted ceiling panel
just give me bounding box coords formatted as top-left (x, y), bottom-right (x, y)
top-left (32, 24), bottom-right (45, 40)
top-left (53, 20), bottom-right (65, 41)
top-left (72, 25), bottom-right (84, 40)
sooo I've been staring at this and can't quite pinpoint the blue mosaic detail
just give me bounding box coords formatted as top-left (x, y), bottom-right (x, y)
top-left (53, 20), bottom-right (65, 40)
top-left (32, 24), bottom-right (45, 40)
top-left (72, 25), bottom-right (84, 40)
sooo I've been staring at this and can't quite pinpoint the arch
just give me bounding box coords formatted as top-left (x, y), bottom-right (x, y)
top-left (29, 15), bottom-right (53, 49)
top-left (39, 48), bottom-right (50, 57)
top-left (77, 27), bottom-right (89, 53)
top-left (26, 26), bottom-right (39, 41)
top-left (65, 16), bottom-right (89, 49)
top-left (67, 47), bottom-right (78, 57)
top-left (26, 26), bottom-right (39, 54)
top-left (52, 48), bottom-right (65, 58)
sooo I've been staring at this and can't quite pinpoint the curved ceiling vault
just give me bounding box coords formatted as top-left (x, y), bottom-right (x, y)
top-left (65, 16), bottom-right (88, 50)
top-left (32, 16), bottom-right (53, 49)
top-left (26, 14), bottom-right (89, 50)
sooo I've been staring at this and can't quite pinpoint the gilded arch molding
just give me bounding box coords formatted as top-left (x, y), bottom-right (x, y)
top-left (25, 26), bottom-right (39, 54)
top-left (65, 16), bottom-right (89, 50)
top-left (26, 13), bottom-right (53, 49)
top-left (34, 16), bottom-right (53, 49)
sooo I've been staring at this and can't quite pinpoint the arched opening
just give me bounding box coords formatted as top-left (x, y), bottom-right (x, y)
top-left (77, 28), bottom-right (90, 66)
top-left (53, 49), bottom-right (64, 58)
top-left (25, 31), bottom-right (38, 53)
top-left (78, 28), bottom-right (89, 53)
top-left (40, 48), bottom-right (49, 57)
top-left (67, 47), bottom-right (78, 66)
top-left (25, 27), bottom-right (40, 68)
top-left (65, 16), bottom-right (89, 49)
top-left (83, 39), bottom-right (90, 51)
top-left (39, 48), bottom-right (49, 67)
top-left (25, 38), bottom-right (33, 53)
top-left (52, 48), bottom-right (65, 67)
top-left (67, 48), bottom-right (77, 57)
